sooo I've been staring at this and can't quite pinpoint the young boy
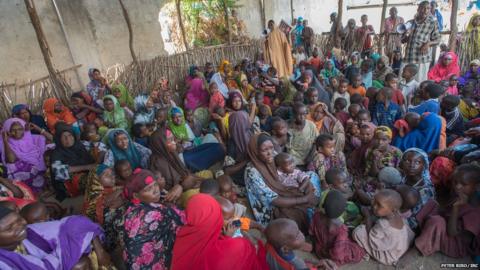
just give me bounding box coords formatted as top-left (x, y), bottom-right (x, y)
top-left (400, 63), bottom-right (419, 108)
top-left (408, 83), bottom-right (444, 115)
top-left (270, 117), bottom-right (289, 154)
top-left (307, 48), bottom-right (322, 73)
top-left (265, 218), bottom-right (319, 270)
top-left (308, 134), bottom-right (347, 186)
top-left (348, 74), bottom-right (367, 97)
top-left (373, 87), bottom-right (402, 129)
top-left (384, 73), bottom-right (405, 108)
top-left (331, 79), bottom-right (351, 110)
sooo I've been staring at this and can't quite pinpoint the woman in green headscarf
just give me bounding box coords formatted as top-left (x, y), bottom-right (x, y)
top-left (168, 107), bottom-right (219, 148)
top-left (279, 76), bottom-right (297, 105)
top-left (111, 83), bottom-right (134, 110)
top-left (319, 59), bottom-right (341, 86)
top-left (102, 95), bottom-right (130, 130)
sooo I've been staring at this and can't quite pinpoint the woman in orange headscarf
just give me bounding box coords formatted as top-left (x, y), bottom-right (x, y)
top-left (43, 98), bottom-right (77, 133)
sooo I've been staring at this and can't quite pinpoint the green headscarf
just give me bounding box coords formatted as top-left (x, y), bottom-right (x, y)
top-left (102, 95), bottom-right (129, 130)
top-left (167, 107), bottom-right (189, 141)
top-left (280, 77), bottom-right (297, 104)
top-left (111, 83), bottom-right (134, 110)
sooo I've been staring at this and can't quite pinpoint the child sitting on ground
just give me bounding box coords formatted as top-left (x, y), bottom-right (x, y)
top-left (275, 153), bottom-right (310, 192)
top-left (372, 87), bottom-right (402, 129)
top-left (334, 98), bottom-right (350, 128)
top-left (393, 112), bottom-right (421, 137)
top-left (395, 184), bottom-right (420, 220)
top-left (132, 123), bottom-right (150, 147)
top-left (216, 196), bottom-right (263, 239)
top-left (331, 79), bottom-right (351, 110)
top-left (441, 95), bottom-right (465, 145)
top-left (310, 190), bottom-right (366, 266)
top-left (384, 73), bottom-right (405, 109)
top-left (257, 104), bottom-right (273, 132)
top-left (114, 159), bottom-right (132, 186)
top-left (208, 82), bottom-right (225, 114)
top-left (185, 108), bottom-right (202, 137)
top-left (217, 174), bottom-right (247, 217)
top-left (20, 202), bottom-right (50, 224)
top-left (265, 218), bottom-right (334, 270)
top-left (364, 126), bottom-right (402, 177)
top-left (353, 189), bottom-right (415, 266)
top-left (345, 121), bottom-right (361, 151)
top-left (308, 134), bottom-right (347, 188)
top-left (446, 74), bottom-right (459, 95)
top-left (408, 82), bottom-right (444, 114)
top-left (459, 84), bottom-right (479, 120)
top-left (415, 164), bottom-right (480, 259)
top-left (348, 74), bottom-right (367, 97)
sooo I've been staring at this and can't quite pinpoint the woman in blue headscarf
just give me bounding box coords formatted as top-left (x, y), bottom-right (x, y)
top-left (11, 104), bottom-right (48, 135)
top-left (393, 113), bottom-right (443, 153)
top-left (293, 17), bottom-right (305, 48)
top-left (133, 94), bottom-right (156, 125)
top-left (103, 129), bottom-right (151, 169)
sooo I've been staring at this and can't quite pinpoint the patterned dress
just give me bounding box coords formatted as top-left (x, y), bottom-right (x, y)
top-left (122, 202), bottom-right (185, 270)
top-left (364, 145), bottom-right (402, 176)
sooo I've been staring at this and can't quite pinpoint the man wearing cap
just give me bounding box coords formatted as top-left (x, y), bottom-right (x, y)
top-left (402, 1), bottom-right (441, 82)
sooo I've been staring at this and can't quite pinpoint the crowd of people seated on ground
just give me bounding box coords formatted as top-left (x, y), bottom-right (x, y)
top-left (1, 3), bottom-right (480, 270)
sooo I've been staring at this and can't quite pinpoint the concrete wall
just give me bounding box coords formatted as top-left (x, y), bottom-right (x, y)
top-left (0, 0), bottom-right (167, 90)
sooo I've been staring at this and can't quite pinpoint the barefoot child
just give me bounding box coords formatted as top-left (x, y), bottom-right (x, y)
top-left (353, 189), bottom-right (414, 266)
top-left (275, 153), bottom-right (310, 192)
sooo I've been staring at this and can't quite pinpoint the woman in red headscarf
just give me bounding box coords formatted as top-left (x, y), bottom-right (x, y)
top-left (171, 194), bottom-right (267, 270)
top-left (428, 52), bottom-right (460, 82)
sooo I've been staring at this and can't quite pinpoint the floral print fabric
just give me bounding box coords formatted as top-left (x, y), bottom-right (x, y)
top-left (122, 202), bottom-right (185, 270)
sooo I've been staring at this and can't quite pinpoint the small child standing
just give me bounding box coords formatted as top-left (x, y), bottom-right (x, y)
top-left (331, 79), bottom-right (351, 110)
top-left (400, 63), bottom-right (419, 108)
top-left (353, 189), bottom-right (415, 266)
top-left (308, 134), bottom-right (348, 187)
top-left (310, 190), bottom-right (365, 266)
top-left (275, 153), bottom-right (310, 192)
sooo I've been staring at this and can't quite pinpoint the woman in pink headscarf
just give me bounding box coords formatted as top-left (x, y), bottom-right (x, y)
top-left (185, 66), bottom-right (209, 110)
top-left (428, 52), bottom-right (460, 82)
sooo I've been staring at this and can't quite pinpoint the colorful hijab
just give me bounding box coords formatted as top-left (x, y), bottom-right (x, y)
top-left (133, 94), bottom-right (155, 124)
top-left (83, 164), bottom-right (115, 224)
top-left (0, 118), bottom-right (46, 171)
top-left (171, 194), bottom-right (266, 270)
top-left (466, 13), bottom-right (480, 45)
top-left (185, 77), bottom-right (209, 110)
top-left (106, 128), bottom-right (142, 169)
top-left (320, 59), bottom-right (340, 80)
top-left (11, 104), bottom-right (48, 132)
top-left (111, 83), bottom-right (134, 109)
top-left (51, 123), bottom-right (95, 166)
top-left (149, 128), bottom-right (189, 190)
top-left (43, 98), bottom-right (77, 132)
top-left (168, 107), bottom-right (189, 141)
top-left (227, 91), bottom-right (245, 111)
top-left (103, 95), bottom-right (129, 130)
top-left (279, 77), bottom-right (297, 104)
top-left (427, 52), bottom-right (460, 82)
top-left (393, 113), bottom-right (442, 153)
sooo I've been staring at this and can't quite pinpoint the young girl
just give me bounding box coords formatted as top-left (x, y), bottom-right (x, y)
top-left (415, 164), bottom-right (480, 258)
top-left (310, 190), bottom-right (365, 266)
top-left (308, 134), bottom-right (347, 187)
top-left (208, 82), bottom-right (225, 114)
top-left (447, 74), bottom-right (459, 95)
top-left (364, 126), bottom-right (402, 177)
top-left (353, 189), bottom-right (415, 266)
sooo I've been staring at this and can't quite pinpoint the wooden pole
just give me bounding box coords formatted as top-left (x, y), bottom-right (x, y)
top-left (449, 0), bottom-right (458, 51)
top-left (175, 0), bottom-right (189, 51)
top-left (222, 0), bottom-right (232, 45)
top-left (347, 2), bottom-right (415, 10)
top-left (378, 0), bottom-right (389, 53)
top-left (258, 0), bottom-right (265, 30)
top-left (118, 0), bottom-right (138, 66)
top-left (23, 0), bottom-right (66, 98)
top-left (334, 0), bottom-right (344, 48)
top-left (290, 0), bottom-right (294, 24)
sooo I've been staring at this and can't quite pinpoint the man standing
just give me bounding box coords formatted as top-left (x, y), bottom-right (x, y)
top-left (382, 7), bottom-right (404, 59)
top-left (302, 20), bottom-right (314, 57)
top-left (329, 12), bottom-right (342, 48)
top-left (264, 20), bottom-right (293, 78)
top-left (402, 1), bottom-right (440, 82)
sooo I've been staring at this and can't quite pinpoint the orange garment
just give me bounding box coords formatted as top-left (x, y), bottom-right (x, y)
top-left (347, 85), bottom-right (366, 97)
top-left (43, 98), bottom-right (77, 133)
top-left (209, 91), bottom-right (225, 113)
top-left (439, 116), bottom-right (447, 150)
top-left (264, 26), bottom-right (293, 77)
top-left (308, 57), bottom-right (322, 73)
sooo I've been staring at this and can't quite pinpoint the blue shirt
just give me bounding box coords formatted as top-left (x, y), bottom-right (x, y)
top-left (434, 9), bottom-right (443, 32)
top-left (373, 102), bottom-right (402, 128)
top-left (408, 99), bottom-right (440, 115)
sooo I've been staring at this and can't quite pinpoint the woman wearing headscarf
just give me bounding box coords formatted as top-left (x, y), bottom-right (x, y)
top-left (244, 133), bottom-right (319, 232)
top-left (171, 194), bottom-right (266, 270)
top-left (121, 168), bottom-right (185, 270)
top-left (296, 70), bottom-right (331, 107)
top-left (103, 128), bottom-right (151, 170)
top-left (427, 52), bottom-right (461, 82)
top-left (43, 98), bottom-right (77, 134)
top-left (219, 60), bottom-right (239, 90)
top-left (86, 68), bottom-right (110, 102)
top-left (0, 118), bottom-right (51, 192)
top-left (111, 83), bottom-right (134, 110)
top-left (373, 55), bottom-right (393, 84)
top-left (393, 112), bottom-right (443, 153)
top-left (0, 207), bottom-right (111, 269)
top-left (185, 68), bottom-right (209, 111)
top-left (133, 94), bottom-right (156, 125)
top-left (102, 95), bottom-right (130, 130)
top-left (306, 102), bottom-right (345, 153)
top-left (399, 148), bottom-right (436, 229)
top-left (11, 104), bottom-right (47, 135)
top-left (51, 123), bottom-right (96, 201)
top-left (319, 60), bottom-right (341, 86)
